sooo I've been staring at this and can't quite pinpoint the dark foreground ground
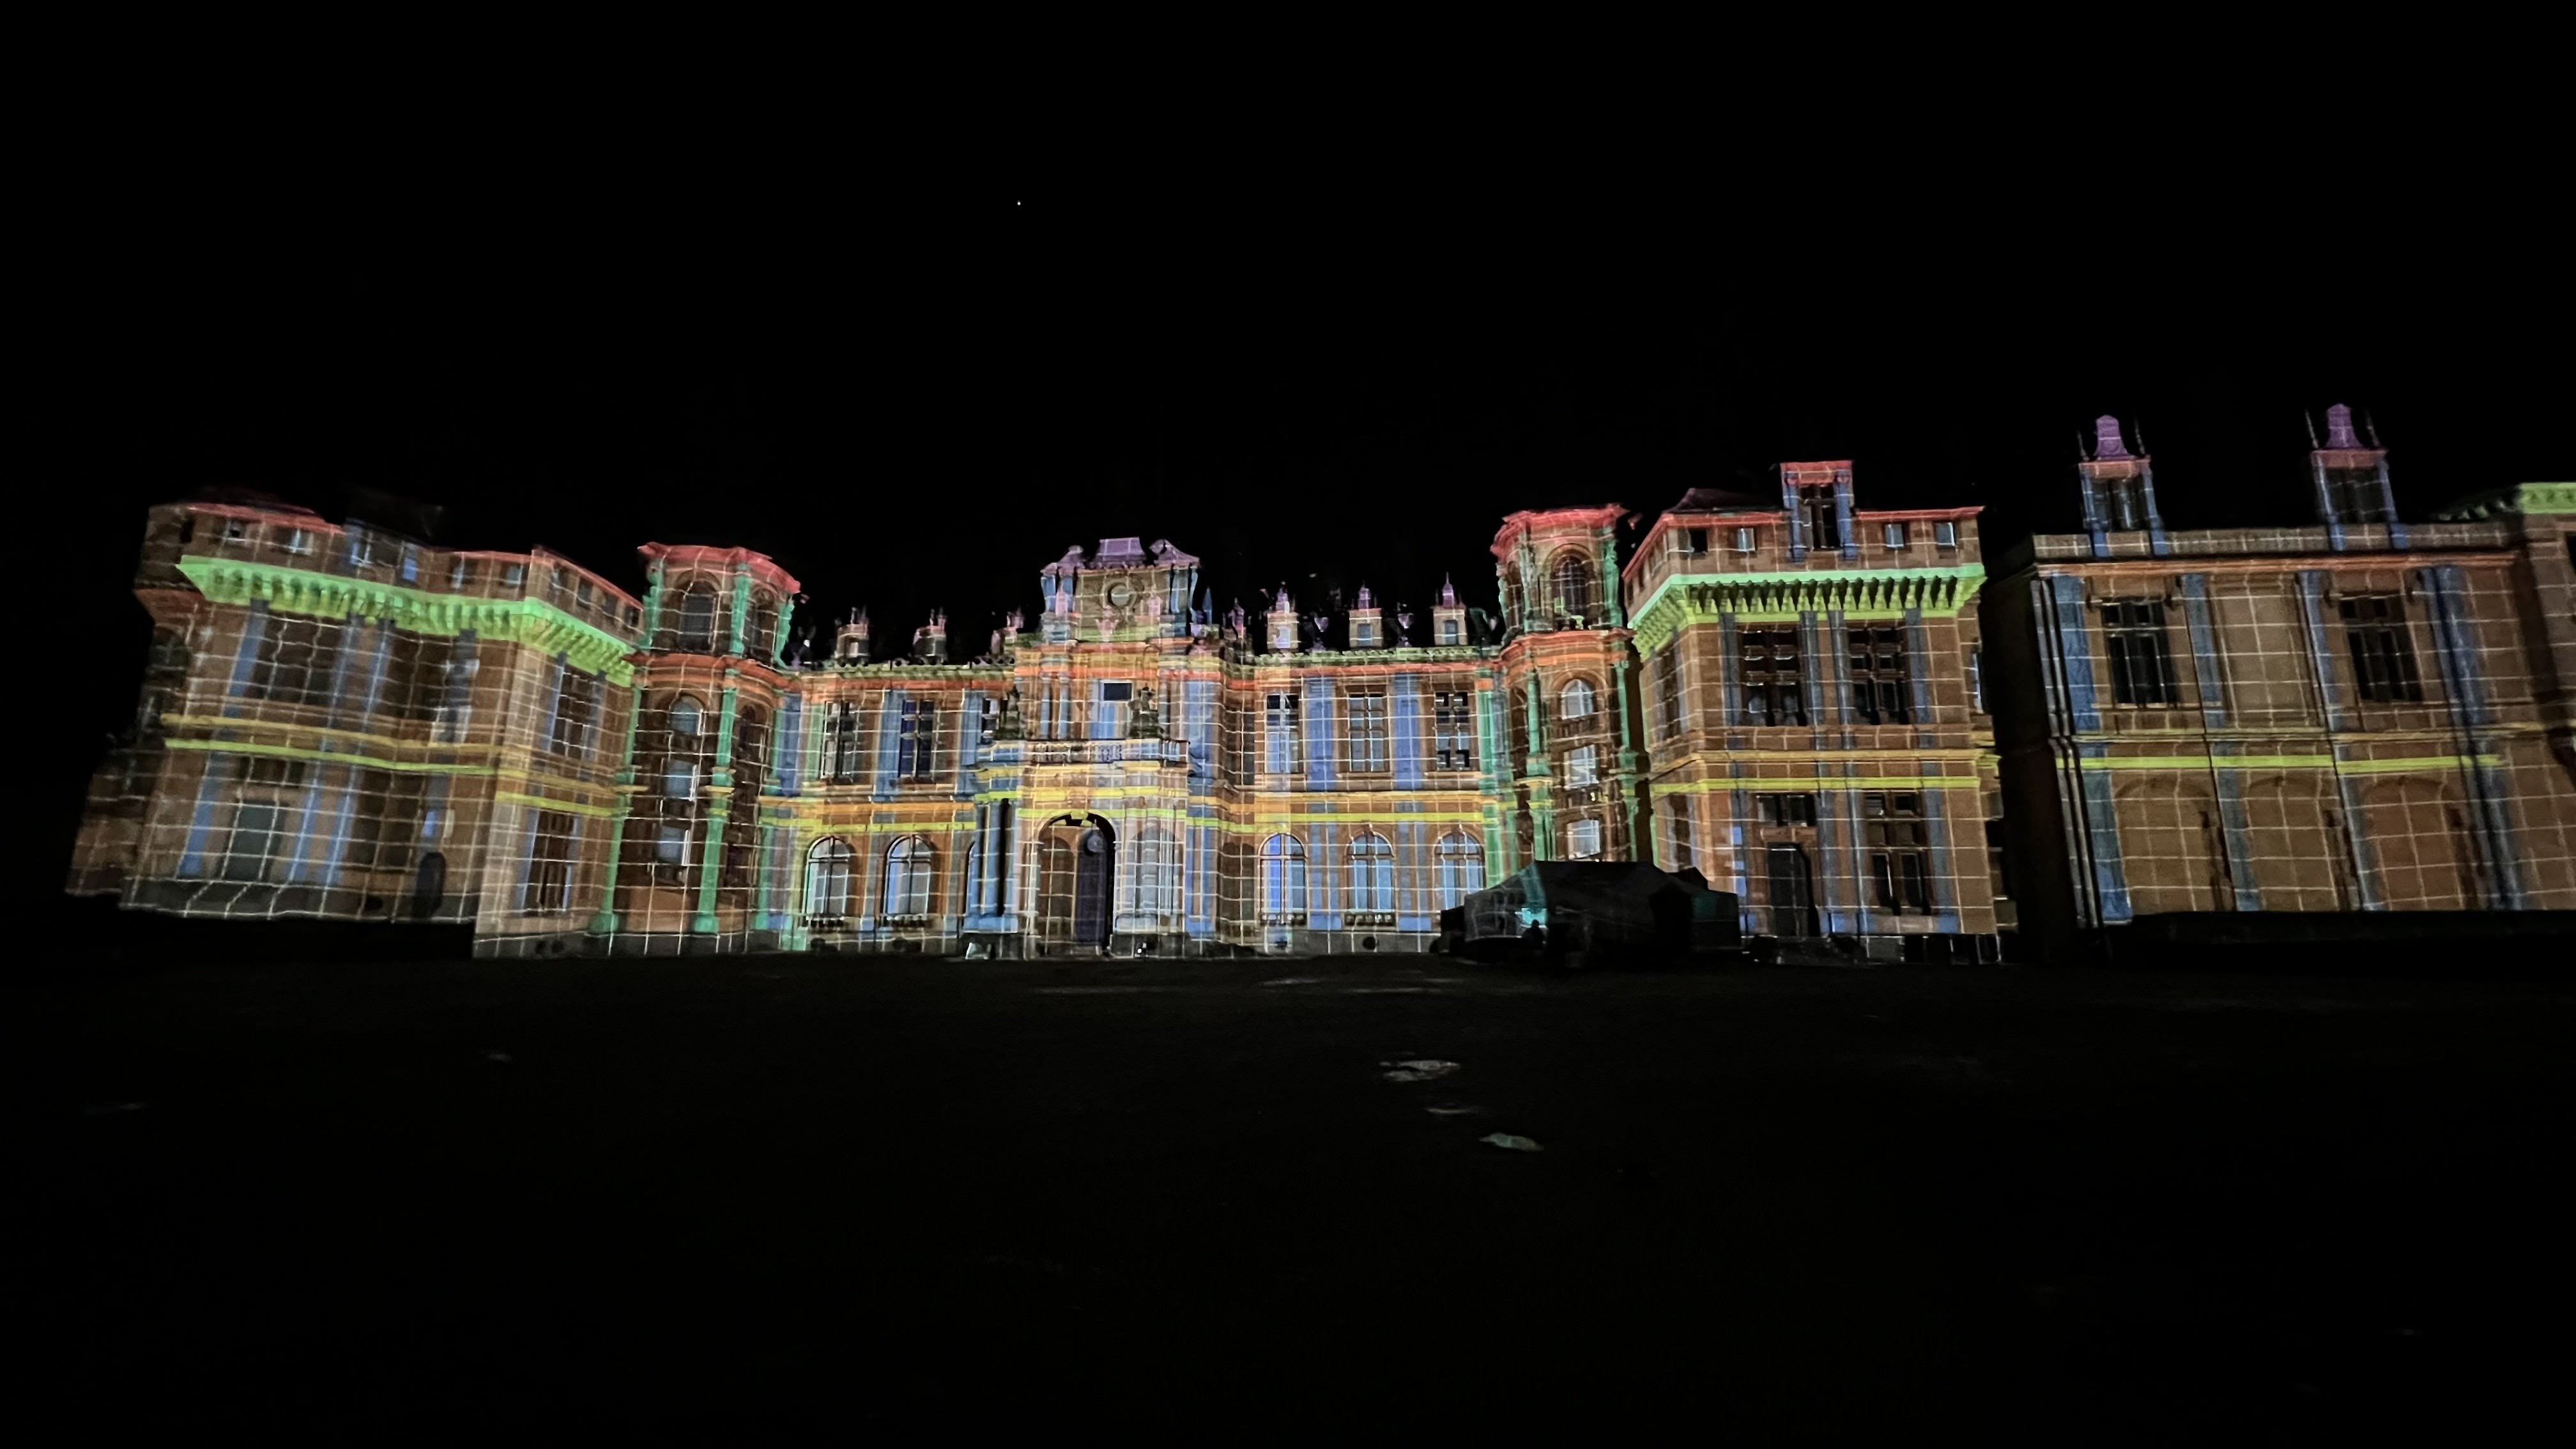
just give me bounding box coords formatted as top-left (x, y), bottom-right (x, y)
top-left (34, 951), bottom-right (2576, 1434)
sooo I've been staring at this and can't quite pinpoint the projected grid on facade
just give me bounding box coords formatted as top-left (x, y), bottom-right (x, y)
top-left (68, 417), bottom-right (2576, 960)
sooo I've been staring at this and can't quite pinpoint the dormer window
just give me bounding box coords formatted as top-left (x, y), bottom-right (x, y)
top-left (2322, 464), bottom-right (2391, 525)
top-left (1797, 487), bottom-right (1838, 550)
top-left (2096, 475), bottom-right (2150, 531)
top-left (1439, 617), bottom-right (1462, 645)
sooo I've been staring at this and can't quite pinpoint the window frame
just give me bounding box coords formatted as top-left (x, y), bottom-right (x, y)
top-left (2101, 597), bottom-right (2181, 707)
top-left (2339, 593), bottom-right (2425, 704)
top-left (1846, 624), bottom-right (1913, 724)
top-left (1344, 687), bottom-right (1390, 774)
top-left (1739, 625), bottom-right (1808, 726)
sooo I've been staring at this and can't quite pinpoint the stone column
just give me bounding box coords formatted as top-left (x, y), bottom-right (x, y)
top-left (693, 682), bottom-right (740, 934)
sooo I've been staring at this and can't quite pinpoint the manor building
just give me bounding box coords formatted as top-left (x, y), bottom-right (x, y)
top-left (1987, 410), bottom-right (2576, 956)
top-left (79, 420), bottom-right (2561, 961)
top-left (70, 470), bottom-right (2001, 959)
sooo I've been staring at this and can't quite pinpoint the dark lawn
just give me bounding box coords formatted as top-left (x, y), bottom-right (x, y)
top-left (35, 953), bottom-right (2576, 1434)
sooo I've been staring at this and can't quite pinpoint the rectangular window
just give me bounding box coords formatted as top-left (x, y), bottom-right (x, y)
top-left (348, 534), bottom-right (373, 567)
top-left (576, 578), bottom-right (594, 609)
top-left (1883, 521), bottom-right (1908, 549)
top-left (399, 551), bottom-right (419, 582)
top-left (898, 696), bottom-right (936, 779)
top-left (1732, 526), bottom-right (1755, 553)
top-left (1740, 627), bottom-right (1807, 726)
top-left (1564, 744), bottom-right (1599, 788)
top-left (1681, 526), bottom-right (1708, 555)
top-left (1352, 616), bottom-right (1380, 647)
top-left (1798, 487), bottom-right (1837, 550)
top-left (1968, 645), bottom-right (1985, 714)
top-left (1754, 792), bottom-right (1816, 827)
top-left (1652, 646), bottom-right (1684, 740)
top-left (523, 810), bottom-right (577, 914)
top-left (503, 563), bottom-right (526, 588)
top-left (2324, 465), bottom-right (2388, 525)
top-left (822, 702), bottom-right (857, 782)
top-left (2102, 598), bottom-right (2180, 706)
top-left (450, 558), bottom-right (471, 589)
top-left (1346, 689), bottom-right (1389, 773)
top-left (284, 528), bottom-right (311, 556)
top-left (247, 616), bottom-right (342, 705)
top-left (1567, 818), bottom-right (1604, 858)
top-left (2340, 594), bottom-right (2424, 703)
top-left (1439, 616), bottom-right (1462, 646)
top-left (223, 519), bottom-right (247, 543)
top-left (1662, 796), bottom-right (1694, 873)
top-left (1433, 690), bottom-right (1476, 770)
top-left (1935, 520), bottom-right (1959, 548)
top-left (220, 801), bottom-right (284, 882)
top-left (1863, 792), bottom-right (1932, 914)
top-left (550, 669), bottom-right (595, 755)
top-left (2097, 477), bottom-right (2150, 531)
top-left (1265, 691), bottom-right (1301, 774)
top-left (1847, 625), bottom-right (1912, 724)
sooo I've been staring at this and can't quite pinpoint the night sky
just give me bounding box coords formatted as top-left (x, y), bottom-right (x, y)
top-left (47, 172), bottom-right (2565, 861)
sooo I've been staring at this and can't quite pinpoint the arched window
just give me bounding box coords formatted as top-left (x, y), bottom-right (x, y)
top-left (1551, 551), bottom-right (1594, 621)
top-left (678, 581), bottom-right (718, 652)
top-left (1261, 834), bottom-right (1307, 921)
top-left (884, 835), bottom-right (933, 919)
top-left (1349, 831), bottom-right (1393, 915)
top-left (806, 837), bottom-right (854, 919)
top-left (1560, 678), bottom-right (1597, 721)
top-left (670, 695), bottom-right (703, 739)
top-left (1436, 831), bottom-right (1485, 908)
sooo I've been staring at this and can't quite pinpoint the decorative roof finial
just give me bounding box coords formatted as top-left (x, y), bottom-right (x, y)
top-left (1354, 583), bottom-right (1375, 610)
top-left (2324, 402), bottom-right (2360, 450)
top-left (2092, 415), bottom-right (2131, 462)
top-left (1439, 574), bottom-right (1459, 607)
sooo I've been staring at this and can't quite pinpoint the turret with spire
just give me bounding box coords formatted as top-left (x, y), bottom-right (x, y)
top-left (1266, 585), bottom-right (1300, 652)
top-left (1347, 583), bottom-right (1385, 648)
top-left (1432, 574), bottom-right (1469, 647)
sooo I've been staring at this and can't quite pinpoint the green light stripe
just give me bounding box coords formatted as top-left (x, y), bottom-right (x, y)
top-left (177, 557), bottom-right (638, 684)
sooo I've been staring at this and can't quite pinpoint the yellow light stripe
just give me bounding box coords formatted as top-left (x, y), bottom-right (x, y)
top-left (2074, 754), bottom-right (2505, 772)
top-left (496, 790), bottom-right (617, 820)
top-left (1650, 776), bottom-right (1983, 794)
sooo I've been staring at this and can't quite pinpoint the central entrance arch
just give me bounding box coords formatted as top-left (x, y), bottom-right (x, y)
top-left (1038, 814), bottom-right (1116, 949)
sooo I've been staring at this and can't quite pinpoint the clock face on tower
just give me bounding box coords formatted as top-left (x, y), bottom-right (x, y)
top-left (1105, 581), bottom-right (1134, 609)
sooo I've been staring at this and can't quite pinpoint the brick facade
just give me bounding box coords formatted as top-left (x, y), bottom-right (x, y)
top-left (1989, 412), bottom-right (2576, 959)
